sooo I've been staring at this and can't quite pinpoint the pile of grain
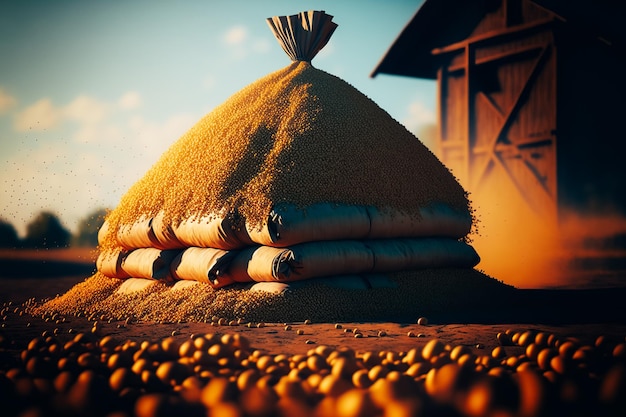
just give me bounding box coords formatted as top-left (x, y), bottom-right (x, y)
top-left (65, 10), bottom-right (486, 320)
top-left (99, 58), bottom-right (469, 252)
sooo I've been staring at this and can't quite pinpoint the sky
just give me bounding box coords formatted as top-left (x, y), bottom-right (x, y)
top-left (0, 0), bottom-right (435, 237)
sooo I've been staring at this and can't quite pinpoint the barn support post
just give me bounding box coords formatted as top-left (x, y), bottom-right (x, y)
top-left (436, 66), bottom-right (445, 159)
top-left (464, 43), bottom-right (475, 186)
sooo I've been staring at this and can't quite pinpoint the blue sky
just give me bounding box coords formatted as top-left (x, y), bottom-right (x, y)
top-left (0, 0), bottom-right (434, 236)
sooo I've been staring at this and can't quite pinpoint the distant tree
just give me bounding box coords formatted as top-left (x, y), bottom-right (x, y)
top-left (72, 208), bottom-right (109, 247)
top-left (23, 211), bottom-right (71, 248)
top-left (0, 218), bottom-right (19, 248)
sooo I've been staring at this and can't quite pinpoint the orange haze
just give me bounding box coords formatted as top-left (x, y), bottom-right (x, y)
top-left (469, 187), bottom-right (626, 289)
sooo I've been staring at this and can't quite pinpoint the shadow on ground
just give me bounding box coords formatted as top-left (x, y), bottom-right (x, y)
top-left (0, 258), bottom-right (96, 279)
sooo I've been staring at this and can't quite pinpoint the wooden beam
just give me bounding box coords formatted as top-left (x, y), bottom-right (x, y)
top-left (470, 43), bottom-right (552, 190)
top-left (475, 43), bottom-right (544, 66)
top-left (472, 136), bottom-right (553, 154)
top-left (514, 136), bottom-right (554, 148)
top-left (436, 66), bottom-right (445, 157)
top-left (498, 42), bottom-right (551, 137)
top-left (432, 18), bottom-right (554, 56)
top-left (492, 150), bottom-right (554, 212)
top-left (503, 0), bottom-right (510, 28)
top-left (447, 43), bottom-right (544, 72)
top-left (447, 42), bottom-right (545, 74)
top-left (478, 91), bottom-right (505, 119)
top-left (521, 156), bottom-right (553, 198)
top-left (464, 44), bottom-right (474, 185)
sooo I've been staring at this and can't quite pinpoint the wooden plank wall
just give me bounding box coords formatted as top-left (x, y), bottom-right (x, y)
top-left (436, 0), bottom-right (557, 219)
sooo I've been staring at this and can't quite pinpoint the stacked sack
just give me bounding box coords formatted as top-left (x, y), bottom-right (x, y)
top-left (96, 10), bottom-right (480, 290)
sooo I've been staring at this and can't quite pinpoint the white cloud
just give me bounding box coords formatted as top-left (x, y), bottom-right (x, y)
top-left (402, 100), bottom-right (436, 132)
top-left (0, 87), bottom-right (17, 113)
top-left (118, 91), bottom-right (142, 110)
top-left (12, 93), bottom-right (139, 144)
top-left (223, 25), bottom-right (247, 45)
top-left (13, 95), bottom-right (111, 132)
top-left (73, 123), bottom-right (124, 145)
top-left (13, 98), bottom-right (62, 131)
top-left (221, 26), bottom-right (273, 61)
top-left (64, 95), bottom-right (110, 125)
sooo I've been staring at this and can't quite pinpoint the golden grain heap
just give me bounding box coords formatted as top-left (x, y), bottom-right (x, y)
top-left (38, 10), bottom-right (511, 322)
top-left (102, 56), bottom-right (468, 241)
top-left (100, 13), bottom-right (467, 244)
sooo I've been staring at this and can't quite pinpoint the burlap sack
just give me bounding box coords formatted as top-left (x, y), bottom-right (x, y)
top-left (222, 237), bottom-right (478, 283)
top-left (96, 249), bottom-right (129, 279)
top-left (170, 247), bottom-right (238, 288)
top-left (120, 248), bottom-right (181, 281)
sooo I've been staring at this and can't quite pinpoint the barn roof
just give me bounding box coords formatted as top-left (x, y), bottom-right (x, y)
top-left (371, 0), bottom-right (626, 80)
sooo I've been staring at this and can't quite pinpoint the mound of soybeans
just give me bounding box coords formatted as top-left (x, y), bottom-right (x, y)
top-left (99, 58), bottom-right (469, 251)
top-left (43, 10), bottom-right (501, 321)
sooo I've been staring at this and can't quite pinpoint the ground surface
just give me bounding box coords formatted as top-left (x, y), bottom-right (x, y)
top-left (1, 249), bottom-right (626, 417)
top-left (1, 248), bottom-right (625, 357)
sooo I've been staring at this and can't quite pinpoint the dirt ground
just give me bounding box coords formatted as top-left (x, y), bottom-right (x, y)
top-left (2, 249), bottom-right (626, 417)
top-left (1, 249), bottom-right (625, 359)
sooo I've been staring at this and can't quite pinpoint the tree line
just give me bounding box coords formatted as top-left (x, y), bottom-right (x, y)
top-left (0, 208), bottom-right (109, 249)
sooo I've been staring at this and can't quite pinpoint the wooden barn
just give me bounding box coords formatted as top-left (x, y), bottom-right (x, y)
top-left (372, 0), bottom-right (626, 287)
